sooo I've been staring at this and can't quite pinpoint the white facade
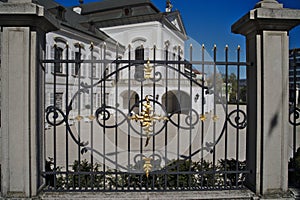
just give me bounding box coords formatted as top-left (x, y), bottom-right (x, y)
top-left (45, 31), bottom-right (122, 125)
top-left (100, 21), bottom-right (214, 115)
top-left (43, 0), bottom-right (215, 169)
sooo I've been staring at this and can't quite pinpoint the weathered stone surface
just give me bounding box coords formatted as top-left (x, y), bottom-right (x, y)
top-left (232, 1), bottom-right (300, 197)
top-left (39, 190), bottom-right (255, 200)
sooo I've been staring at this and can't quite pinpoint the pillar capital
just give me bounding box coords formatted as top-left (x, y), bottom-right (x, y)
top-left (232, 3), bottom-right (300, 36)
top-left (0, 0), bottom-right (58, 32)
top-left (255, 0), bottom-right (283, 9)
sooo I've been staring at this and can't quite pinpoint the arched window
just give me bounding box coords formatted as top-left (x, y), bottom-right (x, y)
top-left (162, 91), bottom-right (190, 115)
top-left (134, 46), bottom-right (144, 81)
top-left (122, 91), bottom-right (140, 114)
top-left (54, 47), bottom-right (63, 73)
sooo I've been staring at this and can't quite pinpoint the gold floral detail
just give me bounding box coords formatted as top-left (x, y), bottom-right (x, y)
top-left (88, 115), bottom-right (95, 121)
top-left (143, 157), bottom-right (152, 178)
top-left (75, 115), bottom-right (83, 121)
top-left (200, 114), bottom-right (207, 121)
top-left (144, 60), bottom-right (153, 79)
top-left (212, 115), bottom-right (219, 122)
top-left (130, 95), bottom-right (168, 147)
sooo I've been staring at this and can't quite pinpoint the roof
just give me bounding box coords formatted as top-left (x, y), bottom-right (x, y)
top-left (80, 0), bottom-right (187, 40)
top-left (36, 0), bottom-right (124, 48)
top-left (81, 0), bottom-right (159, 15)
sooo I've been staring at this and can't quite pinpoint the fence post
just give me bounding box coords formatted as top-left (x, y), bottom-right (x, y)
top-left (232, 0), bottom-right (300, 196)
top-left (0, 0), bottom-right (58, 198)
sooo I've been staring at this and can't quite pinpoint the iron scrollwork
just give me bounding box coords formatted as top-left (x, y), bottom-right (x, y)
top-left (45, 106), bottom-right (88, 147)
top-left (94, 105), bottom-right (129, 128)
top-left (289, 106), bottom-right (300, 126)
top-left (228, 109), bottom-right (247, 129)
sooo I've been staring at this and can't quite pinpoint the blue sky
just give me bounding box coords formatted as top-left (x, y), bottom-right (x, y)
top-left (56, 0), bottom-right (300, 50)
top-left (56, 0), bottom-right (300, 77)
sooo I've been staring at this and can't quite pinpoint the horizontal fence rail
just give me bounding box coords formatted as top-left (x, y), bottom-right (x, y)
top-left (41, 43), bottom-right (249, 192)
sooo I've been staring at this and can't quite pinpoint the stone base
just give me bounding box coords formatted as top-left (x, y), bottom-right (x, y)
top-left (39, 190), bottom-right (255, 200)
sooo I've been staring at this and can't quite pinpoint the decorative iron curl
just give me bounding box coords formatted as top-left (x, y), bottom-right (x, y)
top-left (228, 109), bottom-right (247, 129)
top-left (133, 153), bottom-right (162, 173)
top-left (168, 108), bottom-right (200, 130)
top-left (46, 106), bottom-right (65, 127)
top-left (289, 106), bottom-right (300, 126)
top-left (95, 105), bottom-right (128, 128)
top-left (149, 71), bottom-right (162, 82)
top-left (45, 106), bottom-right (88, 147)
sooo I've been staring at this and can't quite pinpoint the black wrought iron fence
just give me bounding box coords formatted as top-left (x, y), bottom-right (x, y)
top-left (41, 42), bottom-right (249, 192)
top-left (289, 48), bottom-right (300, 188)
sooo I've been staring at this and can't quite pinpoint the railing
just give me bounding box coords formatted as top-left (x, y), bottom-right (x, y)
top-left (288, 48), bottom-right (300, 188)
top-left (41, 43), bottom-right (249, 192)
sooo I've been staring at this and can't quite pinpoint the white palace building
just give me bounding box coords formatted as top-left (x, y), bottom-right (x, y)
top-left (42, 0), bottom-right (217, 169)
top-left (44, 0), bottom-right (214, 126)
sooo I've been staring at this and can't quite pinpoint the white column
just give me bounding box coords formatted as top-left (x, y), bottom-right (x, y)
top-left (232, 0), bottom-right (300, 196)
top-left (1, 27), bottom-right (31, 197)
top-left (0, 0), bottom-right (58, 197)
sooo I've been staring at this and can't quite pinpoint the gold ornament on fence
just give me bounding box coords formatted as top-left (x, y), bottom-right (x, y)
top-left (144, 60), bottom-right (153, 79)
top-left (130, 95), bottom-right (168, 147)
top-left (143, 157), bottom-right (152, 178)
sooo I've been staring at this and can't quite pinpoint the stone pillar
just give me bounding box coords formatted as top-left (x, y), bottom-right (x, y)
top-left (232, 0), bottom-right (300, 196)
top-left (0, 0), bottom-right (57, 198)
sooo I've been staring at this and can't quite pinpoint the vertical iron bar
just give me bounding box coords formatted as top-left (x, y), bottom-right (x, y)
top-left (127, 45), bottom-right (131, 190)
top-left (188, 44), bottom-right (193, 189)
top-left (224, 45), bottom-right (229, 188)
top-left (152, 45), bottom-right (156, 190)
top-left (164, 44), bottom-right (169, 190)
top-left (235, 45), bottom-right (241, 187)
top-left (115, 43), bottom-right (119, 191)
top-left (53, 43), bottom-right (58, 189)
top-left (103, 43), bottom-right (107, 190)
top-left (65, 43), bottom-right (69, 190)
top-left (90, 42), bottom-right (94, 190)
top-left (77, 44), bottom-right (82, 190)
top-left (200, 44), bottom-right (205, 188)
top-left (213, 45), bottom-right (217, 187)
top-left (176, 46), bottom-right (181, 190)
top-left (139, 44), bottom-right (144, 190)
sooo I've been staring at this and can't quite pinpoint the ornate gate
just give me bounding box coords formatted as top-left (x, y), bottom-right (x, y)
top-left (42, 42), bottom-right (249, 192)
top-left (288, 48), bottom-right (300, 188)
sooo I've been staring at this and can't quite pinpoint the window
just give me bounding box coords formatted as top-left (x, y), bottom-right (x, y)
top-left (92, 66), bottom-right (96, 78)
top-left (82, 55), bottom-right (86, 77)
top-left (82, 93), bottom-right (86, 108)
top-left (93, 93), bottom-right (97, 108)
top-left (135, 46), bottom-right (144, 80)
top-left (54, 47), bottom-right (63, 73)
top-left (101, 93), bottom-right (109, 105)
top-left (50, 93), bottom-right (54, 105)
top-left (97, 94), bottom-right (101, 107)
top-left (75, 52), bottom-right (81, 76)
top-left (91, 56), bottom-right (97, 78)
top-left (50, 47), bottom-right (55, 73)
top-left (50, 93), bottom-right (63, 109)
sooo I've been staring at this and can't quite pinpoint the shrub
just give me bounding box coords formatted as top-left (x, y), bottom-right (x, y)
top-left (289, 147), bottom-right (300, 187)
